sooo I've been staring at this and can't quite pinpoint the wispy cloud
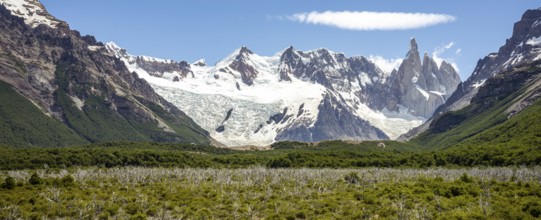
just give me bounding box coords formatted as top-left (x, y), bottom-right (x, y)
top-left (368, 56), bottom-right (403, 74)
top-left (432, 42), bottom-right (460, 72)
top-left (286, 11), bottom-right (456, 31)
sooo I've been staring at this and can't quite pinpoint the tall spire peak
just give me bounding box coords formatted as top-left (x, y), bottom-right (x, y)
top-left (410, 37), bottom-right (418, 51)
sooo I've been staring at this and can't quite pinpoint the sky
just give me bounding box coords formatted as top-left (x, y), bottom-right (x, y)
top-left (41, 0), bottom-right (540, 80)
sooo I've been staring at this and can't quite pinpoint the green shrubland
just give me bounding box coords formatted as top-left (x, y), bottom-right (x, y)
top-left (1, 167), bottom-right (540, 219)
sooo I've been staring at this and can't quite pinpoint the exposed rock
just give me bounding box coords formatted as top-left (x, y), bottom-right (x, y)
top-left (107, 34), bottom-right (460, 146)
top-left (276, 94), bottom-right (388, 142)
top-left (402, 8), bottom-right (541, 140)
top-left (0, 2), bottom-right (211, 145)
top-left (387, 38), bottom-right (461, 118)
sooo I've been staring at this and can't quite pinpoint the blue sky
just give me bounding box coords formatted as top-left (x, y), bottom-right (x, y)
top-left (41, 0), bottom-right (539, 79)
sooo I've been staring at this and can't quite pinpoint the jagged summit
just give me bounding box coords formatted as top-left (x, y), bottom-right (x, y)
top-left (238, 46), bottom-right (253, 55)
top-left (410, 37), bottom-right (418, 51)
top-left (401, 7), bottom-right (541, 140)
top-left (107, 38), bottom-right (460, 146)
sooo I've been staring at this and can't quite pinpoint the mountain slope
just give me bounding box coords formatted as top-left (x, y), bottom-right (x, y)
top-left (0, 80), bottom-right (86, 147)
top-left (108, 39), bottom-right (460, 146)
top-left (402, 8), bottom-right (541, 140)
top-left (411, 8), bottom-right (541, 150)
top-left (0, 1), bottom-right (212, 147)
top-left (413, 61), bottom-right (541, 149)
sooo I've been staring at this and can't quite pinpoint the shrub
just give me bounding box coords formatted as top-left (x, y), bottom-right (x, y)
top-left (344, 172), bottom-right (360, 185)
top-left (2, 176), bottom-right (15, 189)
top-left (459, 173), bottom-right (473, 183)
top-left (61, 175), bottom-right (75, 187)
top-left (267, 157), bottom-right (292, 168)
top-left (29, 173), bottom-right (42, 185)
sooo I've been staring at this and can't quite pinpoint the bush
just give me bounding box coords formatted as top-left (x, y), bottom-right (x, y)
top-left (2, 176), bottom-right (15, 189)
top-left (459, 173), bottom-right (473, 183)
top-left (61, 175), bottom-right (75, 187)
top-left (345, 172), bottom-right (360, 185)
top-left (29, 173), bottom-right (42, 185)
top-left (267, 157), bottom-right (292, 168)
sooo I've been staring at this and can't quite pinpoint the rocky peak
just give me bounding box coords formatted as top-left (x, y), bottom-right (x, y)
top-left (436, 8), bottom-right (541, 115)
top-left (410, 37), bottom-right (418, 51)
top-left (238, 46), bottom-right (253, 56)
top-left (403, 8), bottom-right (541, 140)
top-left (105, 42), bottom-right (194, 81)
top-left (226, 46), bottom-right (259, 86)
top-left (192, 59), bottom-right (206, 67)
top-left (388, 38), bottom-right (460, 118)
top-left (406, 38), bottom-right (419, 58)
top-left (278, 46), bottom-right (302, 82)
top-left (0, 0), bottom-right (62, 28)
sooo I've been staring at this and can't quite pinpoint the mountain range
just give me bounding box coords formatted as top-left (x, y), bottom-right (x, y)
top-left (0, 0), bottom-right (539, 149)
top-left (107, 37), bottom-right (460, 146)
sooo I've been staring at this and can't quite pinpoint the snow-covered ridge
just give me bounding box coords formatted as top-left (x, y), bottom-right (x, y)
top-left (107, 42), bottom-right (328, 146)
top-left (1, 0), bottom-right (59, 28)
top-left (105, 41), bottom-right (455, 146)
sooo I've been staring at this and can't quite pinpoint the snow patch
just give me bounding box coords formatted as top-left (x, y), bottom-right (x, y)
top-left (472, 79), bottom-right (487, 89)
top-left (526, 36), bottom-right (541, 46)
top-left (359, 72), bottom-right (372, 86)
top-left (70, 96), bottom-right (85, 110)
top-left (341, 90), bottom-right (425, 139)
top-left (429, 91), bottom-right (445, 102)
top-left (87, 45), bottom-right (102, 51)
top-left (415, 85), bottom-right (430, 100)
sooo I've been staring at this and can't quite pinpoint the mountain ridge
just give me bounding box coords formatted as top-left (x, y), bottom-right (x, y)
top-left (107, 38), bottom-right (460, 146)
top-left (0, 1), bottom-right (213, 147)
top-left (401, 7), bottom-right (541, 141)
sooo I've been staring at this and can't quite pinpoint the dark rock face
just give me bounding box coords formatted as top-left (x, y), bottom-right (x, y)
top-left (276, 94), bottom-right (388, 142)
top-left (135, 57), bottom-right (194, 79)
top-left (0, 3), bottom-right (211, 144)
top-left (228, 47), bottom-right (258, 86)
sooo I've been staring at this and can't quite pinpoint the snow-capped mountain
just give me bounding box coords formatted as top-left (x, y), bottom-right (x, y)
top-left (107, 39), bottom-right (460, 146)
top-left (401, 8), bottom-right (541, 140)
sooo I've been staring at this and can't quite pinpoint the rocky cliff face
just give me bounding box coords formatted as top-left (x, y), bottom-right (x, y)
top-left (387, 38), bottom-right (461, 118)
top-left (402, 8), bottom-right (541, 140)
top-left (109, 37), bottom-right (460, 146)
top-left (0, 1), bottom-right (211, 145)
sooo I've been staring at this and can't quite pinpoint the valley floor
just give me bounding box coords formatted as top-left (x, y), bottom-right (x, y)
top-left (1, 167), bottom-right (540, 219)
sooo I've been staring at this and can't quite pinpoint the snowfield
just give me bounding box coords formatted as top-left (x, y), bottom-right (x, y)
top-left (106, 42), bottom-right (427, 146)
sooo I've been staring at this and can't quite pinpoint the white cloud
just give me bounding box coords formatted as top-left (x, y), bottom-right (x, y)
top-left (287, 11), bottom-right (456, 31)
top-left (368, 56), bottom-right (403, 75)
top-left (432, 42), bottom-right (460, 72)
